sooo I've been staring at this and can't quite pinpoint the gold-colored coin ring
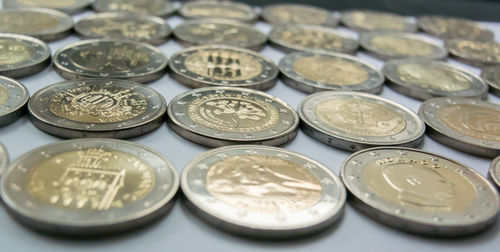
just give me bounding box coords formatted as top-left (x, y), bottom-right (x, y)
top-left (418, 15), bottom-right (494, 41)
top-left (481, 65), bottom-right (500, 97)
top-left (446, 39), bottom-right (500, 67)
top-left (340, 10), bottom-right (417, 32)
top-left (489, 156), bottom-right (500, 189)
top-left (3, 0), bottom-right (91, 14)
top-left (179, 1), bottom-right (257, 23)
top-left (261, 3), bottom-right (338, 26)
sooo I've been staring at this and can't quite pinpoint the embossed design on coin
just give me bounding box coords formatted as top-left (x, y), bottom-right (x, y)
top-left (481, 66), bottom-right (500, 97)
top-left (92, 0), bottom-right (175, 17)
top-left (4, 0), bottom-right (91, 13)
top-left (489, 156), bottom-right (500, 189)
top-left (418, 16), bottom-right (494, 41)
top-left (296, 57), bottom-right (368, 85)
top-left (341, 10), bottom-right (417, 32)
top-left (0, 33), bottom-right (51, 78)
top-left (180, 1), bottom-right (257, 23)
top-left (0, 76), bottom-right (29, 127)
top-left (446, 39), bottom-right (500, 66)
top-left (262, 4), bottom-right (336, 26)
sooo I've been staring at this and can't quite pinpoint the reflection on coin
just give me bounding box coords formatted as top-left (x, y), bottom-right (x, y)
top-left (298, 92), bottom-right (424, 152)
top-left (0, 33), bottom-right (51, 78)
top-left (53, 39), bottom-right (168, 83)
top-left (489, 157), bottom-right (500, 189)
top-left (3, 0), bottom-right (91, 14)
top-left (341, 147), bottom-right (499, 236)
top-left (92, 0), bottom-right (175, 17)
top-left (418, 16), bottom-right (494, 41)
top-left (383, 58), bottom-right (487, 100)
top-left (168, 45), bottom-right (278, 90)
top-left (0, 76), bottom-right (29, 127)
top-left (261, 4), bottom-right (337, 26)
top-left (0, 8), bottom-right (73, 42)
top-left (340, 10), bottom-right (417, 32)
top-left (419, 98), bottom-right (500, 157)
top-left (446, 39), bottom-right (500, 67)
top-left (167, 87), bottom-right (298, 147)
top-left (179, 1), bottom-right (257, 23)
top-left (360, 32), bottom-right (447, 60)
top-left (279, 52), bottom-right (384, 94)
top-left (0, 143), bottom-right (8, 175)
top-left (181, 145), bottom-right (346, 238)
top-left (481, 66), bottom-right (500, 97)
top-left (1, 138), bottom-right (179, 235)
top-left (75, 13), bottom-right (172, 45)
top-left (173, 19), bottom-right (267, 51)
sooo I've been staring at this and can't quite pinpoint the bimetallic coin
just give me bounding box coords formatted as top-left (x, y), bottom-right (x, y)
top-left (419, 98), bottom-right (500, 158)
top-left (298, 92), bottom-right (425, 152)
top-left (28, 79), bottom-right (166, 139)
top-left (279, 52), bottom-right (384, 94)
top-left (0, 76), bottom-right (29, 127)
top-left (0, 33), bottom-right (51, 78)
top-left (418, 16), bottom-right (494, 41)
top-left (53, 39), bottom-right (168, 83)
top-left (481, 66), bottom-right (500, 97)
top-left (0, 143), bottom-right (8, 175)
top-left (269, 24), bottom-right (359, 54)
top-left (181, 145), bottom-right (346, 238)
top-left (383, 58), bottom-right (488, 100)
top-left (1, 138), bottom-right (179, 235)
top-left (179, 1), bottom-right (257, 23)
top-left (261, 4), bottom-right (337, 26)
top-left (360, 32), bottom-right (447, 60)
top-left (168, 45), bottom-right (278, 90)
top-left (173, 19), bottom-right (267, 51)
top-left (341, 147), bottom-right (500, 236)
top-left (0, 8), bottom-right (73, 42)
top-left (446, 39), bottom-right (500, 67)
top-left (489, 157), bottom-right (500, 189)
top-left (75, 13), bottom-right (172, 45)
top-left (92, 0), bottom-right (176, 17)
top-left (167, 87), bottom-right (299, 147)
top-left (340, 10), bottom-right (417, 32)
top-left (3, 0), bottom-right (91, 14)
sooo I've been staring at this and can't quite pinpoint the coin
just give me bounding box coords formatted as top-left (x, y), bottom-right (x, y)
top-left (173, 19), bottom-right (267, 51)
top-left (418, 16), bottom-right (494, 41)
top-left (75, 13), bottom-right (172, 45)
top-left (53, 39), bottom-right (168, 83)
top-left (179, 1), bottom-right (257, 23)
top-left (28, 79), bottom-right (166, 139)
top-left (298, 91), bottom-right (425, 152)
top-left (341, 147), bottom-right (500, 236)
top-left (360, 31), bottom-right (447, 60)
top-left (446, 39), bottom-right (500, 67)
top-left (181, 145), bottom-right (346, 238)
top-left (340, 10), bottom-right (417, 32)
top-left (92, 0), bottom-right (176, 17)
top-left (0, 143), bottom-right (8, 176)
top-left (168, 45), bottom-right (278, 90)
top-left (1, 138), bottom-right (179, 236)
top-left (490, 156), bottom-right (500, 189)
top-left (0, 76), bottom-right (29, 127)
top-left (3, 0), bottom-right (91, 14)
top-left (383, 58), bottom-right (488, 100)
top-left (167, 87), bottom-right (298, 147)
top-left (481, 66), bottom-right (500, 97)
top-left (0, 33), bottom-right (51, 78)
top-left (419, 98), bottom-right (500, 158)
top-left (261, 3), bottom-right (337, 26)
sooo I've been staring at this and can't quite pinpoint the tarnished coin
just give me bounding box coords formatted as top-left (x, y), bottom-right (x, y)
top-left (0, 76), bottom-right (29, 127)
top-left (298, 92), bottom-right (425, 152)
top-left (168, 45), bottom-right (278, 90)
top-left (28, 79), bottom-right (166, 139)
top-left (173, 19), bottom-right (267, 51)
top-left (419, 98), bottom-right (500, 158)
top-left (340, 10), bottom-right (417, 32)
top-left (0, 33), bottom-right (51, 78)
top-left (418, 16), bottom-right (494, 41)
top-left (3, 0), bottom-right (91, 14)
top-left (279, 52), bottom-right (384, 94)
top-left (0, 8), bottom-right (73, 42)
top-left (167, 87), bottom-right (298, 147)
top-left (481, 66), bottom-right (500, 97)
top-left (383, 58), bottom-right (488, 100)
top-left (75, 13), bottom-right (172, 45)
top-left (53, 39), bottom-right (168, 83)
top-left (341, 147), bottom-right (500, 236)
top-left (360, 32), bottom-right (447, 60)
top-left (92, 0), bottom-right (175, 17)
top-left (269, 24), bottom-right (359, 54)
top-left (261, 3), bottom-right (337, 26)
top-left (0, 143), bottom-right (8, 176)
top-left (1, 138), bottom-right (179, 236)
top-left (179, 1), bottom-right (257, 23)
top-left (181, 145), bottom-right (346, 238)
top-left (446, 39), bottom-right (500, 67)
top-left (490, 156), bottom-right (500, 189)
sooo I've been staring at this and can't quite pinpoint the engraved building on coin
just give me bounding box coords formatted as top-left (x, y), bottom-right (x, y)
top-left (0, 33), bottom-right (51, 78)
top-left (92, 0), bottom-right (175, 17)
top-left (0, 76), bottom-right (29, 127)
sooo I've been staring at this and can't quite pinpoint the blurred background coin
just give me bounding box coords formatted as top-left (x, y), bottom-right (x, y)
top-left (0, 33), bottom-right (51, 78)
top-left (490, 156), bottom-right (500, 189)
top-left (0, 143), bottom-right (8, 175)
top-left (446, 39), bottom-right (500, 67)
top-left (340, 10), bottom-right (417, 32)
top-left (179, 1), bottom-right (257, 23)
top-left (3, 0), bottom-right (91, 14)
top-left (418, 15), bottom-right (494, 41)
top-left (0, 76), bottom-right (29, 127)
top-left (92, 0), bottom-right (176, 17)
top-left (481, 66), bottom-right (500, 97)
top-left (261, 3), bottom-right (337, 26)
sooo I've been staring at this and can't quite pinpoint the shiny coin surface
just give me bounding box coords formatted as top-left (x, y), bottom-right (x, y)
top-left (168, 45), bottom-right (278, 90)
top-left (340, 10), bottom-right (417, 32)
top-left (269, 24), bottom-right (358, 54)
top-left (0, 76), bottom-right (29, 127)
top-left (481, 66), bottom-right (500, 97)
top-left (1, 138), bottom-right (179, 236)
top-left (75, 13), bottom-right (172, 45)
top-left (179, 1), bottom-right (257, 23)
top-left (341, 147), bottom-right (500, 236)
top-left (418, 16), bottom-right (494, 41)
top-left (0, 33), bottom-right (51, 78)
top-left (167, 87), bottom-right (298, 147)
top-left (3, 0), bottom-right (91, 14)
top-left (0, 143), bottom-right (8, 176)
top-left (490, 156), bottom-right (500, 189)
top-left (181, 145), bottom-right (346, 238)
top-left (298, 92), bottom-right (424, 152)
top-left (28, 79), bottom-right (166, 139)
top-left (53, 39), bottom-right (168, 83)
top-left (360, 32), bottom-right (447, 60)
top-left (0, 8), bottom-right (73, 42)
top-left (92, 0), bottom-right (175, 17)
top-left (446, 39), bottom-right (500, 67)
top-left (173, 19), bottom-right (267, 51)
top-left (279, 52), bottom-right (384, 94)
top-left (419, 98), bottom-right (500, 158)
top-left (261, 3), bottom-right (337, 26)
top-left (383, 58), bottom-right (488, 100)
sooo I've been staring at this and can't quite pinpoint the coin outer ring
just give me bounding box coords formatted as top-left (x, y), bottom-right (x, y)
top-left (0, 76), bottom-right (29, 127)
top-left (168, 45), bottom-right (278, 90)
top-left (446, 39), bottom-right (500, 67)
top-left (340, 10), bottom-right (418, 33)
top-left (91, 0), bottom-right (176, 17)
top-left (419, 97), bottom-right (500, 158)
top-left (481, 66), bottom-right (500, 97)
top-left (279, 51), bottom-right (384, 94)
top-left (179, 1), bottom-right (257, 23)
top-left (341, 147), bottom-right (500, 236)
top-left (0, 138), bottom-right (180, 236)
top-left (0, 143), bottom-right (8, 176)
top-left (298, 91), bottom-right (425, 152)
top-left (3, 0), bottom-right (91, 14)
top-left (181, 145), bottom-right (346, 238)
top-left (261, 4), bottom-right (338, 27)
top-left (383, 58), bottom-right (488, 100)
top-left (418, 16), bottom-right (495, 41)
top-left (0, 33), bottom-right (51, 78)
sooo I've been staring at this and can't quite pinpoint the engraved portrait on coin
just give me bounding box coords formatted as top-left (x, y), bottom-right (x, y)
top-left (4, 0), bottom-right (91, 14)
top-left (179, 1), bottom-right (257, 23)
top-left (418, 16), bottom-right (494, 41)
top-left (446, 39), bottom-right (500, 66)
top-left (0, 33), bottom-right (51, 78)
top-left (92, 0), bottom-right (175, 17)
top-left (0, 76), bottom-right (29, 127)
top-left (262, 4), bottom-right (337, 26)
top-left (341, 10), bottom-right (417, 32)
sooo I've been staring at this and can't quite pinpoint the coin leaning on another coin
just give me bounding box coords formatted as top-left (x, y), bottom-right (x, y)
top-left (0, 76), bottom-right (29, 127)
top-left (0, 33), bottom-right (51, 78)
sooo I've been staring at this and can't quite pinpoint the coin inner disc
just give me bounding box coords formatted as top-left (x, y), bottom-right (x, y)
top-left (0, 85), bottom-right (8, 106)
top-left (0, 12), bottom-right (59, 33)
top-left (0, 39), bottom-right (35, 66)
top-left (293, 57), bottom-right (369, 85)
top-left (370, 36), bottom-right (434, 56)
top-left (397, 63), bottom-right (471, 91)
